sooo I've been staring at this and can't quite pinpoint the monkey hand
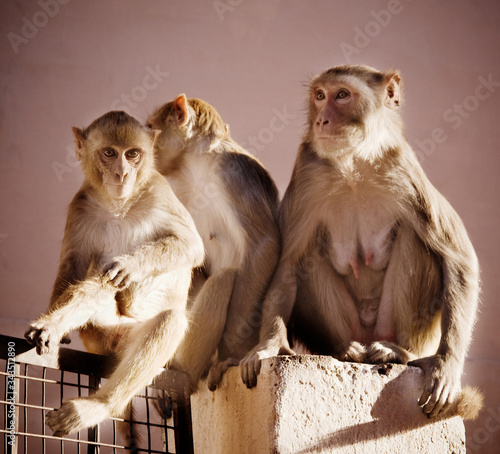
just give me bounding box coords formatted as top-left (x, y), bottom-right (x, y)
top-left (25, 321), bottom-right (62, 355)
top-left (408, 354), bottom-right (462, 418)
top-left (103, 255), bottom-right (139, 289)
top-left (240, 341), bottom-right (295, 389)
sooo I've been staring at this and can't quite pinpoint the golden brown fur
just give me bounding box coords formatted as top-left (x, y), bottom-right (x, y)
top-left (240, 65), bottom-right (482, 420)
top-left (25, 111), bottom-right (204, 438)
top-left (148, 95), bottom-right (280, 390)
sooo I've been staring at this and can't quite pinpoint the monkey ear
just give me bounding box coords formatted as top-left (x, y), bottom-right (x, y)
top-left (150, 129), bottom-right (161, 144)
top-left (384, 73), bottom-right (401, 109)
top-left (173, 94), bottom-right (189, 127)
top-left (72, 127), bottom-right (85, 160)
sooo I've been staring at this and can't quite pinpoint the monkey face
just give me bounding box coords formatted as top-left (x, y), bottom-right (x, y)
top-left (307, 66), bottom-right (402, 158)
top-left (97, 145), bottom-right (143, 199)
top-left (72, 111), bottom-right (156, 199)
top-left (310, 80), bottom-right (360, 138)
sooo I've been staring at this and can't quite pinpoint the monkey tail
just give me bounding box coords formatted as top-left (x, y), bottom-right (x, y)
top-left (449, 386), bottom-right (484, 421)
top-left (118, 401), bottom-right (141, 451)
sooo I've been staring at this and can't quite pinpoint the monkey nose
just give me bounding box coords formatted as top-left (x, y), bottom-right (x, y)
top-left (116, 173), bottom-right (128, 183)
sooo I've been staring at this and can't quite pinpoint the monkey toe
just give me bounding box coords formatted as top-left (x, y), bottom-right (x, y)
top-left (154, 392), bottom-right (173, 419)
top-left (366, 341), bottom-right (411, 364)
top-left (46, 406), bottom-right (80, 438)
top-left (241, 360), bottom-right (258, 389)
top-left (207, 358), bottom-right (239, 391)
top-left (337, 341), bottom-right (366, 362)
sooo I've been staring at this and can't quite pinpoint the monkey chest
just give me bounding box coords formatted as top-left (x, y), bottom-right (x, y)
top-left (94, 216), bottom-right (156, 265)
top-left (323, 190), bottom-right (399, 278)
top-left (169, 168), bottom-right (246, 272)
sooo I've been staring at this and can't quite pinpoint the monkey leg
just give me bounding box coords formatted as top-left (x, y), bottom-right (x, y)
top-left (217, 235), bottom-right (280, 363)
top-left (294, 256), bottom-right (364, 361)
top-left (367, 226), bottom-right (441, 364)
top-left (172, 269), bottom-right (237, 391)
top-left (25, 277), bottom-right (116, 355)
top-left (46, 308), bottom-right (188, 437)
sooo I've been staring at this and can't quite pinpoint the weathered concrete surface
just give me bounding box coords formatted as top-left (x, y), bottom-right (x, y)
top-left (191, 356), bottom-right (466, 454)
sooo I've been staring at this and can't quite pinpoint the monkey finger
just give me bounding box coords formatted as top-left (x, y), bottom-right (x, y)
top-left (418, 385), bottom-right (433, 408)
top-left (428, 384), bottom-right (452, 418)
top-left (422, 381), bottom-right (444, 416)
top-left (24, 327), bottom-right (38, 344)
top-left (109, 269), bottom-right (128, 288)
top-left (104, 267), bottom-right (119, 282)
top-left (36, 329), bottom-right (53, 355)
top-left (60, 335), bottom-right (72, 344)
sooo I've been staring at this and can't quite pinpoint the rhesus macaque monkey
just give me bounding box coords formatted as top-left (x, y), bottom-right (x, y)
top-left (25, 111), bottom-right (205, 437)
top-left (148, 95), bottom-right (280, 390)
top-left (241, 65), bottom-right (482, 419)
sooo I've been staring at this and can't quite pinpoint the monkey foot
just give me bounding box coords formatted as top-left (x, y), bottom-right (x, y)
top-left (366, 341), bottom-right (412, 364)
top-left (336, 341), bottom-right (366, 362)
top-left (152, 389), bottom-right (173, 419)
top-left (47, 397), bottom-right (109, 437)
top-left (207, 358), bottom-right (240, 391)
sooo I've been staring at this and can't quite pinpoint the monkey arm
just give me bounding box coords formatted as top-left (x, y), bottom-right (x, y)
top-left (240, 257), bottom-right (298, 388)
top-left (408, 173), bottom-right (480, 417)
top-left (104, 209), bottom-right (204, 289)
top-left (26, 276), bottom-right (117, 354)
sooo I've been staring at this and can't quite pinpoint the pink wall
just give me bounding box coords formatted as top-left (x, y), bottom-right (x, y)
top-left (1, 1), bottom-right (499, 451)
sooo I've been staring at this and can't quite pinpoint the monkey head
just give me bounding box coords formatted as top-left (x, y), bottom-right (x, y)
top-left (72, 111), bottom-right (159, 200)
top-left (307, 65), bottom-right (403, 159)
top-left (148, 94), bottom-right (228, 168)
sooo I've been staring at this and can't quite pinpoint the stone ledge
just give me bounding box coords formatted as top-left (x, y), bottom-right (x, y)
top-left (191, 355), bottom-right (466, 454)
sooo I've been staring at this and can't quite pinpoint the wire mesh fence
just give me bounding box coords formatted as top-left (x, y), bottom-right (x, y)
top-left (0, 334), bottom-right (194, 453)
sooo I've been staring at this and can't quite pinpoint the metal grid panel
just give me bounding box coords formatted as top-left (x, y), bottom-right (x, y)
top-left (0, 335), bottom-right (194, 454)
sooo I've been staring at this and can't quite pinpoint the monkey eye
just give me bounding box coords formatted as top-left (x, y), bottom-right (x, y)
top-left (102, 147), bottom-right (116, 158)
top-left (315, 90), bottom-right (326, 101)
top-left (125, 149), bottom-right (141, 159)
top-left (336, 89), bottom-right (350, 100)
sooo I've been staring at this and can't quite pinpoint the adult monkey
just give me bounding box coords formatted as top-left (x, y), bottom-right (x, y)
top-left (241, 65), bottom-right (482, 419)
top-left (25, 111), bottom-right (210, 437)
top-left (148, 95), bottom-right (280, 390)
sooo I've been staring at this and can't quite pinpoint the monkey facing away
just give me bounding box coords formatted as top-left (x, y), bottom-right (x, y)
top-left (240, 65), bottom-right (482, 419)
top-left (25, 111), bottom-right (205, 437)
top-left (148, 95), bottom-right (280, 390)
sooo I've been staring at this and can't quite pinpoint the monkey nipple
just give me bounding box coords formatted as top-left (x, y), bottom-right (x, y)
top-left (349, 256), bottom-right (360, 280)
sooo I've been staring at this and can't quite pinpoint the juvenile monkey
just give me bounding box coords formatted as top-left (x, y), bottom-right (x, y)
top-left (240, 65), bottom-right (482, 419)
top-left (25, 111), bottom-right (205, 437)
top-left (148, 95), bottom-right (280, 390)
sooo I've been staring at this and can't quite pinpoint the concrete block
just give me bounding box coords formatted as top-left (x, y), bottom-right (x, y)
top-left (191, 355), bottom-right (466, 453)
